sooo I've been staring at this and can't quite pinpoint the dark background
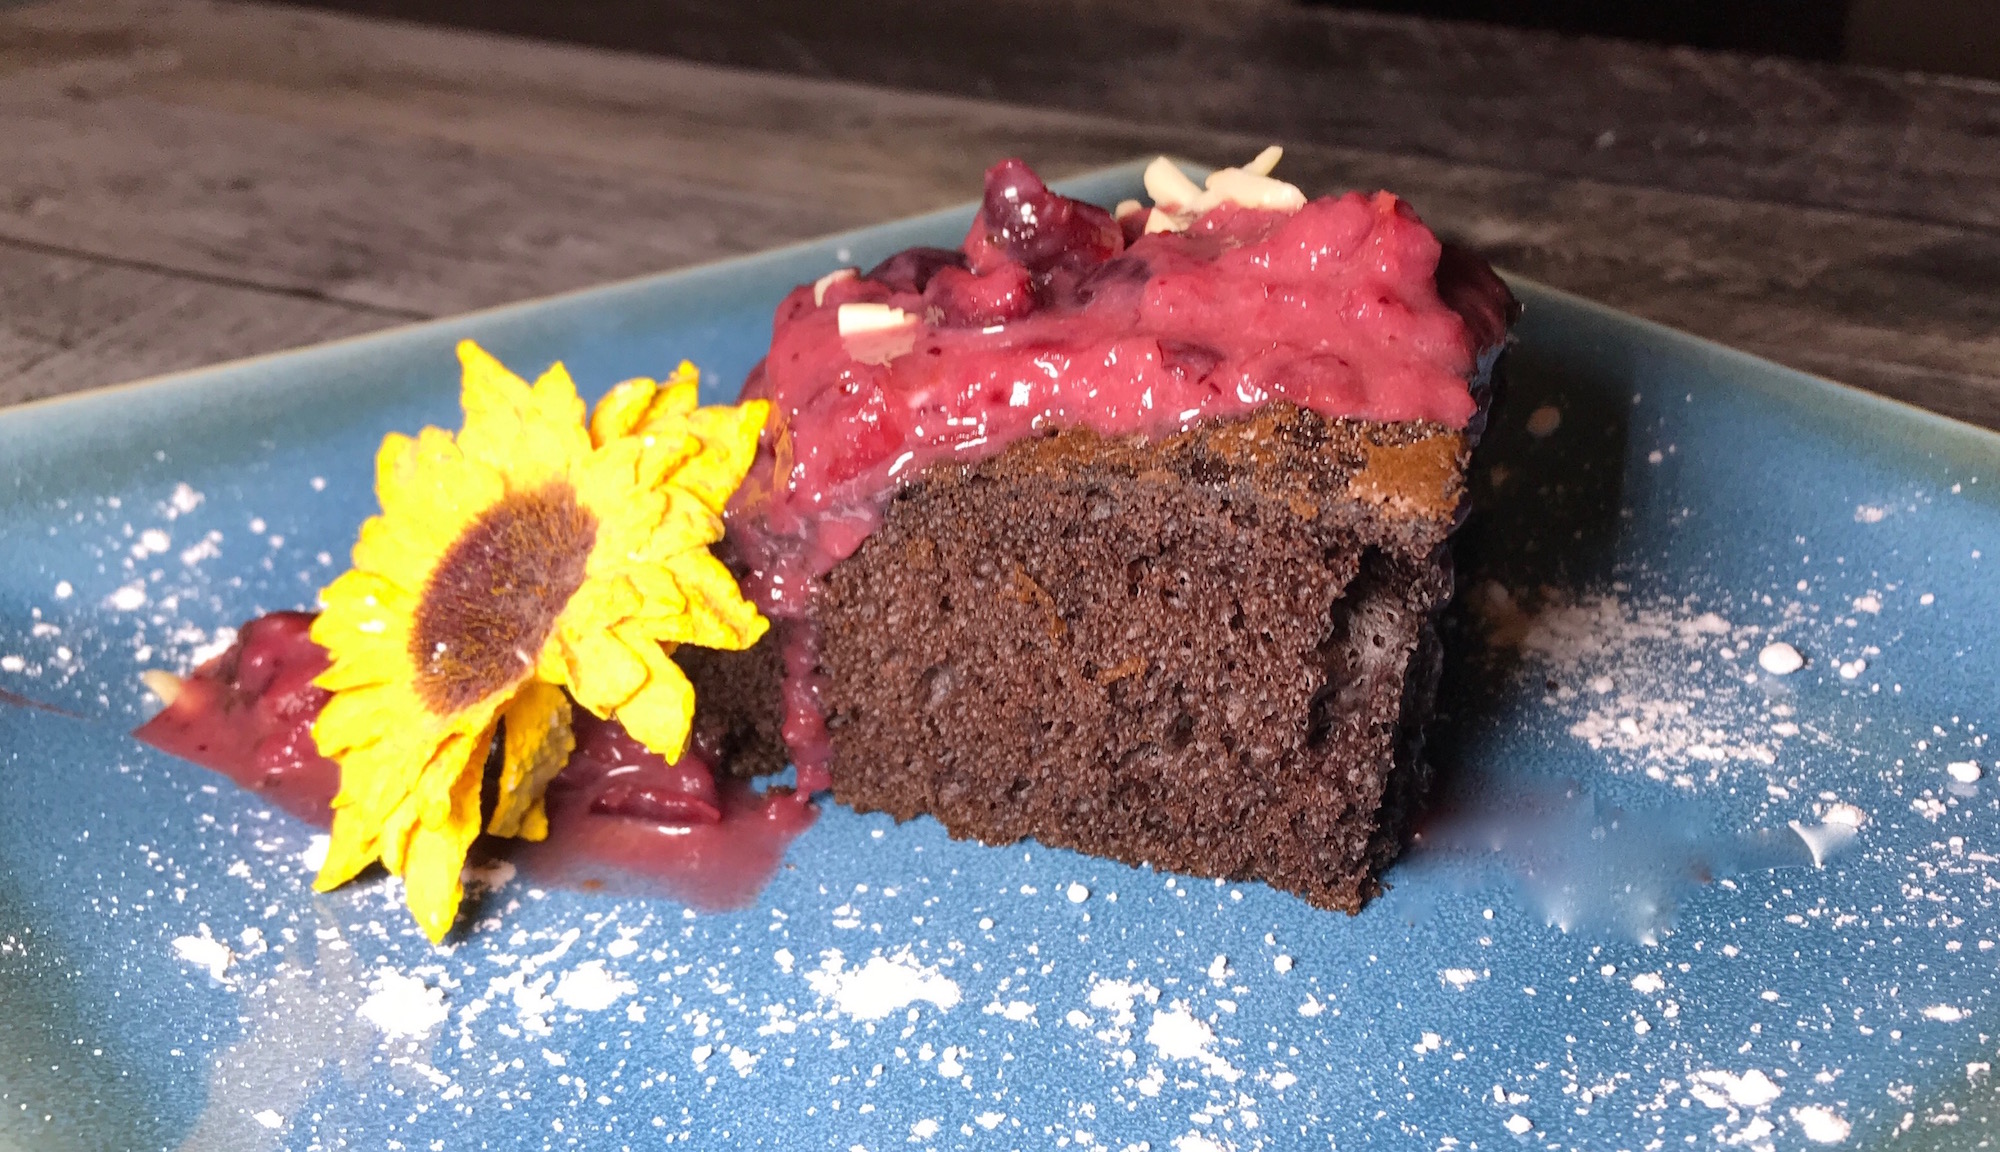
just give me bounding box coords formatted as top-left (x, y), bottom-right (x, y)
top-left (1312, 0), bottom-right (1848, 59)
top-left (276, 0), bottom-right (1998, 79)
top-left (1321, 0), bottom-right (1999, 78)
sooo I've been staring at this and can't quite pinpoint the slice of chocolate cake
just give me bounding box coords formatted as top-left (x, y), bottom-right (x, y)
top-left (816, 409), bottom-right (1475, 909)
top-left (691, 150), bottom-right (1516, 910)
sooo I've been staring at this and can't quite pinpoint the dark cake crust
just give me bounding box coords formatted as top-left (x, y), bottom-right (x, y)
top-left (810, 406), bottom-right (1469, 912)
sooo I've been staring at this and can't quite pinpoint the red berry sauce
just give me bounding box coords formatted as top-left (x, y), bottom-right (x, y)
top-left (506, 712), bottom-right (817, 909)
top-left (133, 614), bottom-right (817, 910)
top-left (133, 611), bottom-right (340, 824)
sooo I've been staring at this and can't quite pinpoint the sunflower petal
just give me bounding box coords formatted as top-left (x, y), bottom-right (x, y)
top-left (572, 434), bottom-right (646, 512)
top-left (525, 362), bottom-right (592, 468)
top-left (370, 432), bottom-right (419, 520)
top-left (400, 742), bottom-right (488, 943)
top-left (384, 426), bottom-right (505, 530)
top-left (607, 637), bottom-right (698, 762)
top-left (310, 642), bottom-right (405, 692)
top-left (589, 377), bottom-right (657, 447)
top-left (641, 486), bottom-right (728, 555)
top-left (674, 398), bottom-right (770, 514)
top-left (633, 431), bottom-right (702, 493)
top-left (560, 626), bottom-right (650, 714)
top-left (642, 549), bottom-right (770, 651)
top-left (621, 563), bottom-right (691, 619)
top-left (488, 681), bottom-right (574, 840)
top-left (323, 731), bottom-right (425, 825)
top-left (562, 573), bottom-right (647, 634)
top-left (310, 683), bottom-right (409, 755)
top-left (351, 515), bottom-right (438, 590)
top-left (319, 565), bottom-right (412, 616)
top-left (633, 361), bottom-right (702, 427)
top-left (313, 573), bottom-right (415, 677)
top-left (377, 794), bottom-right (422, 876)
top-left (454, 339), bottom-right (533, 473)
top-left (313, 806), bottom-right (382, 891)
top-left (457, 339), bottom-right (531, 407)
top-left (416, 725), bottom-right (487, 829)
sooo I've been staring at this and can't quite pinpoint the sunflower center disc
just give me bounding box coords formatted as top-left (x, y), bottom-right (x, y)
top-left (410, 483), bottom-right (597, 714)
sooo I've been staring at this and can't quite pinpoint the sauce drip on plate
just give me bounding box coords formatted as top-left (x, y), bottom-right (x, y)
top-left (133, 613), bottom-right (815, 910)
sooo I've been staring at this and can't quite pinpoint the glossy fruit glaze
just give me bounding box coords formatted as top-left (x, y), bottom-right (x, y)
top-left (133, 613), bottom-right (817, 914)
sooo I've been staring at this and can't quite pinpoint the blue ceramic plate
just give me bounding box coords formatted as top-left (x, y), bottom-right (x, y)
top-left (3, 163), bottom-right (1997, 1152)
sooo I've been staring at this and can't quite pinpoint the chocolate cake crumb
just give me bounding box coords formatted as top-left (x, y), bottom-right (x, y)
top-left (681, 639), bottom-right (787, 780)
top-left (811, 406), bottom-right (1473, 911)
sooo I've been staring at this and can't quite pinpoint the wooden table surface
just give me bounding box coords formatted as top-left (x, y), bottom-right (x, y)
top-left (2, 0), bottom-right (1996, 429)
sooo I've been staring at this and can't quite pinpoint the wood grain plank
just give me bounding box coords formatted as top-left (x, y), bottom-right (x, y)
top-left (0, 0), bottom-right (1992, 429)
top-left (0, 241), bottom-right (392, 407)
top-left (262, 0), bottom-right (2000, 235)
top-left (0, 90), bottom-right (874, 318)
top-left (0, 0), bottom-right (1160, 231)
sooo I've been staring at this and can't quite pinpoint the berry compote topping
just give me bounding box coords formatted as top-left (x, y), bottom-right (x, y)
top-left (731, 158), bottom-right (1499, 619)
top-left (967, 158), bottom-right (1124, 307)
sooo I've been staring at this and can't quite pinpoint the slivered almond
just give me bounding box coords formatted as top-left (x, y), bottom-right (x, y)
top-left (1241, 145), bottom-right (1284, 176)
top-left (1142, 157), bottom-right (1205, 212)
top-left (813, 267), bottom-right (857, 306)
top-left (836, 302), bottom-right (916, 336)
top-left (1202, 167), bottom-right (1306, 213)
top-left (139, 669), bottom-right (185, 709)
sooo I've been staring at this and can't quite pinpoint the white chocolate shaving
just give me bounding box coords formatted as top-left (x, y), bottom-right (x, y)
top-left (1113, 199), bottom-right (1144, 219)
top-left (813, 267), bottom-right (857, 306)
top-left (1142, 208), bottom-right (1182, 234)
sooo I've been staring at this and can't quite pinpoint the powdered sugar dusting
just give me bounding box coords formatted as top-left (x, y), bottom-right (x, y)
top-left (1144, 1003), bottom-right (1240, 1081)
top-left (167, 483), bottom-right (204, 517)
top-left (1476, 585), bottom-right (1791, 783)
top-left (552, 959), bottom-right (637, 1011)
top-left (1690, 1068), bottom-right (1782, 1109)
top-left (1793, 1105), bottom-right (1851, 1143)
top-left (358, 969), bottom-right (448, 1038)
top-left (1441, 967), bottom-right (1483, 988)
top-left (802, 949), bottom-right (960, 1021)
top-left (106, 582), bottom-right (149, 612)
top-left (172, 927), bottom-right (233, 983)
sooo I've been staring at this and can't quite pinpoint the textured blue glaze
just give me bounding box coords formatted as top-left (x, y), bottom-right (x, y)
top-left (2, 163), bottom-right (1997, 1151)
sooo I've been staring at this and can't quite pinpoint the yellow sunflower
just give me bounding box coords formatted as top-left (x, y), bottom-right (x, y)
top-left (309, 339), bottom-right (770, 941)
